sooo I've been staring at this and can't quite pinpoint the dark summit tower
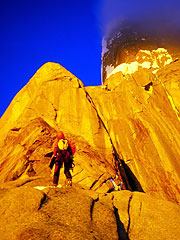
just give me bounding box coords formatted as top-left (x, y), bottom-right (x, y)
top-left (101, 20), bottom-right (180, 83)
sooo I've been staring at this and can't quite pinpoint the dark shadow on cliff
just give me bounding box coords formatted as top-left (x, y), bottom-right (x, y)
top-left (113, 206), bottom-right (130, 240)
top-left (121, 160), bottom-right (144, 192)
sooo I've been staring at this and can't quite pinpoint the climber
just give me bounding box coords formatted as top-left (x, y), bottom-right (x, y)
top-left (109, 176), bottom-right (123, 191)
top-left (49, 131), bottom-right (76, 187)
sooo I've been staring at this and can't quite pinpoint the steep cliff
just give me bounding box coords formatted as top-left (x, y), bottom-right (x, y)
top-left (88, 50), bottom-right (180, 203)
top-left (0, 56), bottom-right (180, 239)
top-left (0, 62), bottom-right (117, 192)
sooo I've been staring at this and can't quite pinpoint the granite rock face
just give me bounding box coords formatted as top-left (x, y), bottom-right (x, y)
top-left (0, 57), bottom-right (180, 239)
top-left (0, 62), bottom-right (118, 192)
top-left (90, 49), bottom-right (180, 203)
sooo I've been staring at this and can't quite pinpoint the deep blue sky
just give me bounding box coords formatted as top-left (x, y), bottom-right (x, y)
top-left (1, 0), bottom-right (179, 117)
top-left (0, 0), bottom-right (102, 117)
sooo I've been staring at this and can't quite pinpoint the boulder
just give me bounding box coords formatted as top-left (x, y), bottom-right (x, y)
top-left (112, 191), bottom-right (180, 240)
top-left (0, 183), bottom-right (179, 240)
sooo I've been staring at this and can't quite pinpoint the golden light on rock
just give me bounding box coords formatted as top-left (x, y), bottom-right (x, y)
top-left (0, 53), bottom-right (180, 238)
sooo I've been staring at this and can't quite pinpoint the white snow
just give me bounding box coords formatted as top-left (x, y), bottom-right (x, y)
top-left (106, 48), bottom-right (173, 78)
top-left (139, 50), bottom-right (152, 55)
top-left (107, 62), bottom-right (139, 77)
top-left (164, 58), bottom-right (173, 66)
top-left (102, 32), bottom-right (122, 58)
top-left (141, 61), bottom-right (151, 68)
top-left (106, 65), bottom-right (114, 76)
top-left (152, 69), bottom-right (158, 74)
top-left (152, 60), bottom-right (159, 68)
top-left (153, 48), bottom-right (167, 53)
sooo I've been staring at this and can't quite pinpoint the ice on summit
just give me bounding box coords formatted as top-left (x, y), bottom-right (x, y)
top-left (107, 48), bottom-right (173, 78)
top-left (107, 62), bottom-right (139, 76)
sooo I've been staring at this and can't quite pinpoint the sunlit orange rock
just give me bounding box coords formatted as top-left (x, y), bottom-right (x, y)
top-left (88, 52), bottom-right (180, 203)
top-left (0, 56), bottom-right (180, 239)
top-left (0, 62), bottom-right (116, 192)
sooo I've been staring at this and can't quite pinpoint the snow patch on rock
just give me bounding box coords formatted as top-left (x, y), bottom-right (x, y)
top-left (106, 65), bottom-right (115, 76)
top-left (107, 48), bottom-right (173, 78)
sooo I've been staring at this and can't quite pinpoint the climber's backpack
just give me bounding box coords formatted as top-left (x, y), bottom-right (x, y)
top-left (58, 139), bottom-right (69, 150)
top-left (57, 139), bottom-right (75, 170)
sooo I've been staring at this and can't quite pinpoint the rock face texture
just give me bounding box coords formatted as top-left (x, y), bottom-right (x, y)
top-left (0, 181), bottom-right (180, 240)
top-left (0, 63), bottom-right (117, 192)
top-left (0, 54), bottom-right (180, 239)
top-left (88, 56), bottom-right (180, 204)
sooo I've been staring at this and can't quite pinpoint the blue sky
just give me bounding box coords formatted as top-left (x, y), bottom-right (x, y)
top-left (0, 0), bottom-right (102, 117)
top-left (0, 0), bottom-right (180, 117)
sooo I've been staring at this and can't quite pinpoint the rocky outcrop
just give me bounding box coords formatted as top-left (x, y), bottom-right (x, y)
top-left (112, 190), bottom-right (180, 240)
top-left (0, 181), bottom-right (180, 240)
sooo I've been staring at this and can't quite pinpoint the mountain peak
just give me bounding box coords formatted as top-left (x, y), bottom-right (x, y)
top-left (29, 62), bottom-right (82, 86)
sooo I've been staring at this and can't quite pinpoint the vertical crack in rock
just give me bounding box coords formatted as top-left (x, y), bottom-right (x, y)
top-left (90, 197), bottom-right (99, 221)
top-left (77, 79), bottom-right (84, 88)
top-left (84, 90), bottom-right (113, 146)
top-left (132, 76), bottom-right (139, 87)
top-left (113, 205), bottom-right (130, 240)
top-left (127, 194), bottom-right (133, 237)
top-left (48, 100), bottom-right (58, 122)
top-left (53, 107), bottom-right (58, 122)
top-left (38, 94), bottom-right (58, 124)
top-left (111, 195), bottom-right (130, 240)
top-left (83, 88), bottom-right (131, 190)
top-left (139, 201), bottom-right (142, 217)
top-left (38, 193), bottom-right (48, 210)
